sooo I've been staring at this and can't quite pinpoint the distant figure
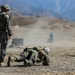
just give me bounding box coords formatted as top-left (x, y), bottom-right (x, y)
top-left (50, 32), bottom-right (54, 43)
top-left (0, 4), bottom-right (13, 66)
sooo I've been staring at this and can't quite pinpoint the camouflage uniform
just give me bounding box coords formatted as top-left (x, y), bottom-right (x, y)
top-left (7, 48), bottom-right (38, 66)
top-left (33, 47), bottom-right (49, 63)
top-left (15, 48), bottom-right (39, 66)
top-left (0, 4), bottom-right (12, 63)
top-left (8, 47), bottom-right (49, 67)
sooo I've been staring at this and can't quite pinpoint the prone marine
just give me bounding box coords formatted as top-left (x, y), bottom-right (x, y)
top-left (7, 46), bottom-right (50, 67)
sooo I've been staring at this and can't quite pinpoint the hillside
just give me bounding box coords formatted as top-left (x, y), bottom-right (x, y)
top-left (9, 16), bottom-right (75, 47)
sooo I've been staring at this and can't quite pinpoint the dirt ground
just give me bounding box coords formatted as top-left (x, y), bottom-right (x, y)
top-left (1, 46), bottom-right (75, 75)
top-left (1, 17), bottom-right (75, 75)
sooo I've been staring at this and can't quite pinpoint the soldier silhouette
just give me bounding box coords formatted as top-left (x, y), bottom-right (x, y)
top-left (0, 4), bottom-right (13, 66)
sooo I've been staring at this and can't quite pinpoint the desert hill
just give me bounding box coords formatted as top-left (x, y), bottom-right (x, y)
top-left (9, 16), bottom-right (75, 47)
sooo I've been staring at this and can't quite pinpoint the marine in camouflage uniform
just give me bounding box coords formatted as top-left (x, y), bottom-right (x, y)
top-left (0, 4), bottom-right (12, 66)
top-left (7, 47), bottom-right (49, 67)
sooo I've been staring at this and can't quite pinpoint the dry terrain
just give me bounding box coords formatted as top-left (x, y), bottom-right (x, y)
top-left (1, 17), bottom-right (75, 75)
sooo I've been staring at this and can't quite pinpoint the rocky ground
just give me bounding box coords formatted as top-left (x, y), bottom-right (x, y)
top-left (1, 46), bottom-right (75, 75)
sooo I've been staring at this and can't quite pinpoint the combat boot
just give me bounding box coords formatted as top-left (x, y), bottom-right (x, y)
top-left (7, 56), bottom-right (11, 67)
top-left (23, 58), bottom-right (28, 67)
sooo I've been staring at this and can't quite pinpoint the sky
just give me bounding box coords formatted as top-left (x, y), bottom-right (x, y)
top-left (1, 0), bottom-right (75, 21)
top-left (20, 0), bottom-right (55, 10)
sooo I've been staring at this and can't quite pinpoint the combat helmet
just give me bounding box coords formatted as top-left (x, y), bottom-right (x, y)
top-left (1, 4), bottom-right (10, 11)
top-left (43, 47), bottom-right (50, 54)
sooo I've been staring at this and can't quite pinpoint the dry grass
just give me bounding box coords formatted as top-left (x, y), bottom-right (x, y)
top-left (10, 16), bottom-right (37, 26)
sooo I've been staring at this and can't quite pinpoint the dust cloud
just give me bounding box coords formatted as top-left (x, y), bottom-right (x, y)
top-left (11, 18), bottom-right (50, 47)
top-left (10, 17), bottom-right (75, 48)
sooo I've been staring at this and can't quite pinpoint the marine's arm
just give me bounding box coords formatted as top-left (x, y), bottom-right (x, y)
top-left (5, 15), bottom-right (13, 38)
top-left (36, 52), bottom-right (45, 63)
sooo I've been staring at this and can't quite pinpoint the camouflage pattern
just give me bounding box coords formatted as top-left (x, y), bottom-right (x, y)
top-left (0, 12), bottom-right (12, 37)
top-left (10, 47), bottom-right (49, 66)
top-left (32, 46), bottom-right (50, 64)
top-left (14, 48), bottom-right (39, 66)
top-left (33, 46), bottom-right (48, 56)
top-left (0, 11), bottom-right (12, 63)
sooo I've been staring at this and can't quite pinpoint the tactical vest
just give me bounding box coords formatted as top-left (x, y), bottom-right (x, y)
top-left (0, 12), bottom-right (8, 30)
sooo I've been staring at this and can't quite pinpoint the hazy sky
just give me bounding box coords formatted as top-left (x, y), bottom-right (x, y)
top-left (21, 0), bottom-right (52, 8)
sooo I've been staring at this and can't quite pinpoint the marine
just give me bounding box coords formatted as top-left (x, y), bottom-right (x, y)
top-left (7, 46), bottom-right (50, 67)
top-left (0, 4), bottom-right (13, 66)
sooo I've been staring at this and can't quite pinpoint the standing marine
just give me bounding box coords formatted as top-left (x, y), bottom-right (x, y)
top-left (0, 4), bottom-right (13, 66)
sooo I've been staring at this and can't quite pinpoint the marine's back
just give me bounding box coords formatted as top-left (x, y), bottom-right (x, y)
top-left (0, 12), bottom-right (9, 30)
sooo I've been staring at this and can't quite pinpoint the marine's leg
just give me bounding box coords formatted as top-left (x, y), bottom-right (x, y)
top-left (2, 39), bottom-right (8, 53)
top-left (26, 51), bottom-right (36, 66)
top-left (7, 56), bottom-right (11, 67)
top-left (0, 39), bottom-right (8, 64)
top-left (8, 55), bottom-right (23, 62)
top-left (7, 56), bottom-right (23, 67)
top-left (0, 40), bottom-right (1, 66)
top-left (23, 58), bottom-right (28, 67)
top-left (42, 55), bottom-right (49, 66)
